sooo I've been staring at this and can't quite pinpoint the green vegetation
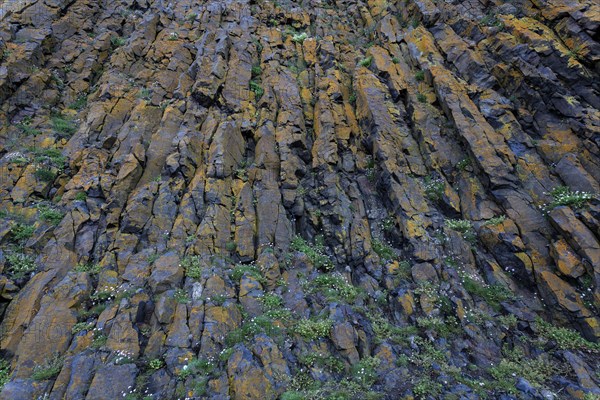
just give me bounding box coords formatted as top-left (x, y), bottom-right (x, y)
top-left (149, 358), bottom-right (164, 370)
top-left (299, 352), bottom-right (344, 373)
top-left (38, 205), bottom-right (63, 225)
top-left (225, 315), bottom-right (281, 346)
top-left (74, 191), bottom-right (87, 201)
top-left (445, 219), bottom-right (476, 243)
top-left (489, 346), bottom-right (560, 395)
top-left (424, 176), bottom-right (444, 201)
top-left (231, 263), bottom-right (267, 285)
top-left (31, 354), bottom-right (63, 380)
top-left (305, 273), bottom-right (363, 303)
top-left (51, 115), bottom-right (76, 137)
top-left (359, 56), bottom-right (373, 67)
top-left (68, 94), bottom-right (87, 110)
top-left (173, 288), bottom-right (189, 304)
top-left (31, 147), bottom-right (66, 168)
top-left (294, 317), bottom-right (332, 340)
top-left (290, 235), bottom-right (333, 271)
top-left (10, 223), bottom-right (35, 243)
top-left (251, 65), bottom-right (262, 77)
top-left (291, 32), bottom-right (308, 43)
top-left (461, 273), bottom-right (513, 311)
top-left (413, 379), bottom-right (442, 398)
top-left (75, 262), bottom-right (101, 274)
top-left (0, 358), bottom-right (10, 391)
top-left (250, 80), bottom-right (264, 100)
top-left (535, 318), bottom-right (600, 351)
top-left (483, 215), bottom-right (506, 226)
top-left (111, 36), bottom-right (126, 48)
top-left (542, 186), bottom-right (595, 212)
top-left (416, 93), bottom-right (427, 103)
top-left (371, 239), bottom-right (396, 262)
top-left (34, 167), bottom-right (56, 182)
top-left (414, 70), bottom-right (425, 81)
top-left (71, 322), bottom-right (94, 334)
top-left (180, 255), bottom-right (203, 280)
top-left (456, 158), bottom-right (472, 170)
top-left (17, 117), bottom-right (41, 136)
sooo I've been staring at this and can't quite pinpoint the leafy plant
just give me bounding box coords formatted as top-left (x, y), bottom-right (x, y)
top-left (51, 115), bottom-right (76, 137)
top-left (424, 176), bottom-right (444, 201)
top-left (34, 167), bottom-right (56, 182)
top-left (10, 223), bottom-right (35, 242)
top-left (359, 56), bottom-right (373, 67)
top-left (180, 255), bottom-right (203, 280)
top-left (149, 358), bottom-right (164, 370)
top-left (294, 318), bottom-right (332, 340)
top-left (250, 80), bottom-right (264, 100)
top-left (542, 186), bottom-right (594, 212)
top-left (535, 318), bottom-right (600, 351)
top-left (291, 235), bottom-right (333, 271)
top-left (371, 239), bottom-right (396, 262)
top-left (31, 354), bottom-right (63, 380)
top-left (38, 205), bottom-right (63, 225)
top-left (0, 358), bottom-right (10, 391)
top-left (173, 288), bottom-right (189, 304)
top-left (291, 32), bottom-right (308, 43)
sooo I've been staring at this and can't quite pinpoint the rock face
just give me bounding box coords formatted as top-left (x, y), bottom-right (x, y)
top-left (0, 0), bottom-right (599, 399)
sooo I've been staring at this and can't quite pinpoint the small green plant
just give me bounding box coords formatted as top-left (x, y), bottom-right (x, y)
top-left (225, 241), bottom-right (237, 252)
top-left (37, 205), bottom-right (63, 225)
top-left (231, 264), bottom-right (267, 285)
top-left (51, 115), bottom-right (76, 137)
top-left (413, 379), bottom-right (442, 398)
top-left (371, 313), bottom-right (418, 345)
top-left (305, 273), bottom-right (362, 303)
top-left (294, 317), bottom-right (332, 340)
top-left (180, 255), bottom-right (202, 280)
top-left (68, 94), bottom-right (88, 110)
top-left (186, 13), bottom-right (197, 22)
top-left (0, 358), bottom-right (10, 391)
top-left (299, 352), bottom-right (344, 373)
top-left (461, 273), bottom-right (513, 311)
top-left (173, 288), bottom-right (189, 304)
top-left (456, 158), bottom-right (472, 170)
top-left (111, 36), bottom-right (126, 48)
top-left (541, 186), bottom-right (595, 212)
top-left (535, 318), bottom-right (600, 351)
top-left (416, 93), bottom-right (427, 103)
top-left (290, 235), bottom-right (333, 271)
top-left (71, 322), bottom-right (94, 334)
top-left (149, 358), bottom-right (164, 370)
top-left (31, 354), bottom-right (63, 381)
top-left (31, 147), bottom-right (66, 168)
top-left (371, 239), bottom-right (396, 262)
top-left (483, 215), bottom-right (506, 226)
top-left (225, 315), bottom-right (281, 346)
top-left (167, 32), bottom-right (179, 41)
top-left (10, 223), bottom-right (35, 242)
top-left (352, 356), bottom-right (381, 389)
top-left (291, 32), bottom-right (308, 43)
top-left (17, 117), bottom-right (41, 136)
top-left (445, 219), bottom-right (476, 243)
top-left (359, 56), bottom-right (373, 67)
top-left (414, 70), bottom-right (425, 81)
top-left (250, 80), bottom-right (264, 100)
top-left (74, 262), bottom-right (101, 274)
top-left (91, 333), bottom-right (108, 349)
top-left (251, 65), bottom-right (262, 77)
top-left (391, 57), bottom-right (399, 64)
top-left (424, 176), bottom-right (444, 201)
top-left (74, 191), bottom-right (87, 201)
top-left (34, 167), bottom-right (56, 182)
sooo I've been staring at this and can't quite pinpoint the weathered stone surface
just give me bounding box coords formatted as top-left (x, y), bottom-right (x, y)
top-left (0, 0), bottom-right (599, 398)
